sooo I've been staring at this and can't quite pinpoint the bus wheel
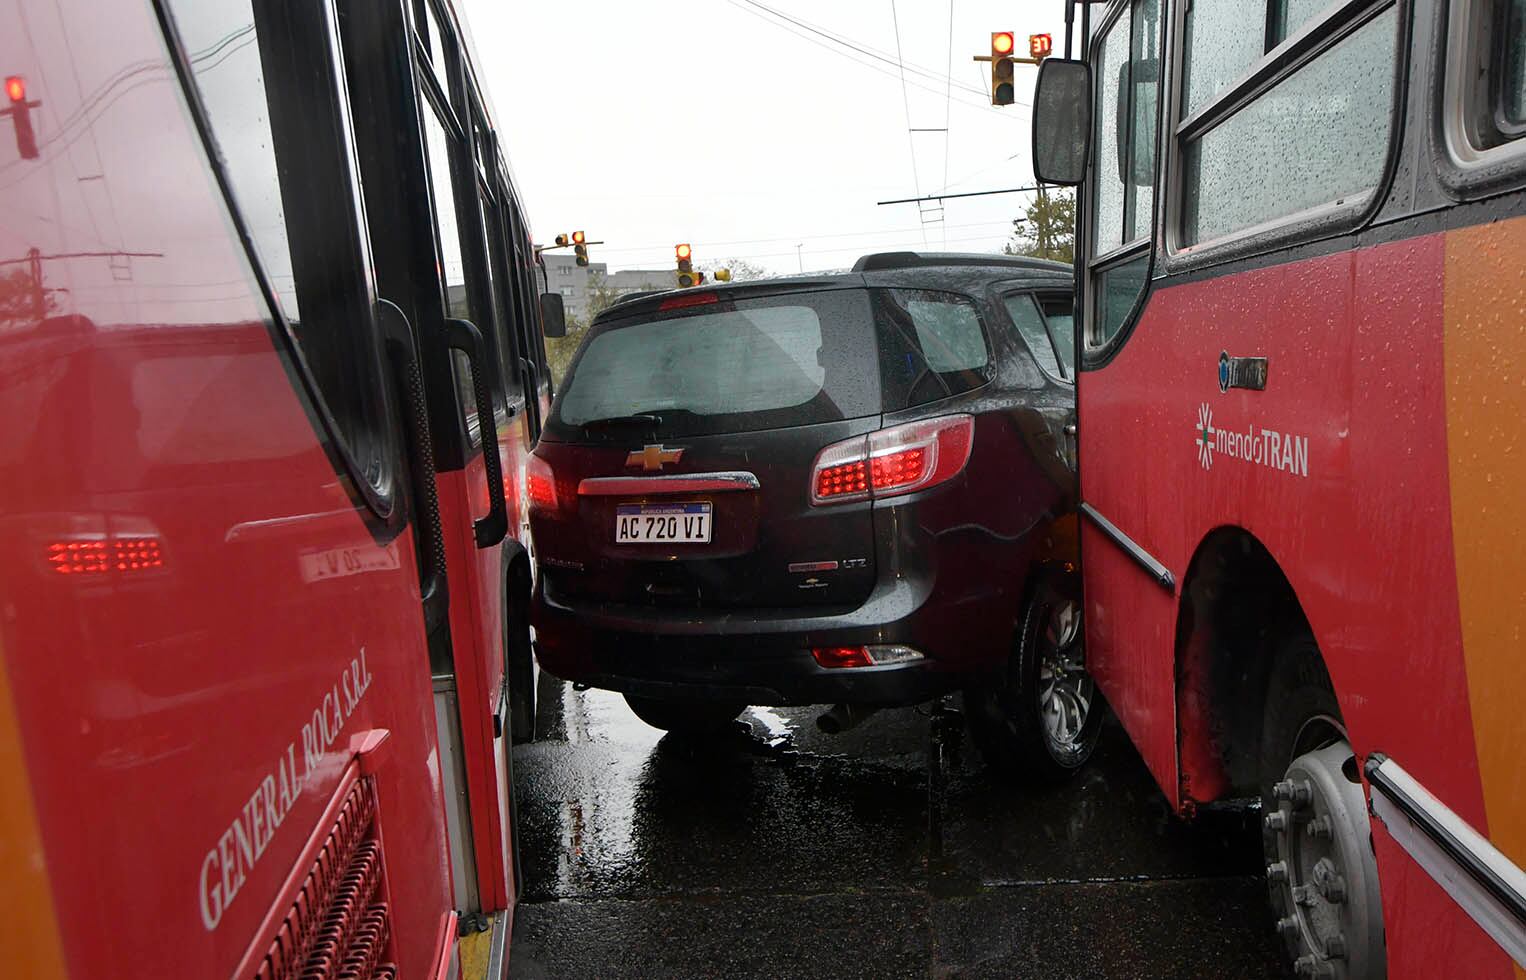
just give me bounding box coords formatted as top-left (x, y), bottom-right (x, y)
top-left (624, 695), bottom-right (746, 735)
top-left (966, 569), bottom-right (1103, 783)
top-left (1260, 641), bottom-right (1385, 980)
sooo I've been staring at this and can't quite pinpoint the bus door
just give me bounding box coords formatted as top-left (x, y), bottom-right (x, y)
top-left (338, 0), bottom-right (533, 939)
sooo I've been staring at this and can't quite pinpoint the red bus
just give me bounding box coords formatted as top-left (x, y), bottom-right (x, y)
top-left (0, 0), bottom-right (555, 976)
top-left (1031, 0), bottom-right (1525, 976)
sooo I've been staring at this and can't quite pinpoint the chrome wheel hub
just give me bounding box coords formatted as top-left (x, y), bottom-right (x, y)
top-left (1037, 597), bottom-right (1092, 749)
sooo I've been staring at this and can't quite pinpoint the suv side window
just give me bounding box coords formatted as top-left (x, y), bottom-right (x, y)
top-left (167, 0), bottom-right (396, 510)
top-left (1003, 292), bottom-right (1074, 382)
top-left (876, 289), bottom-right (990, 410)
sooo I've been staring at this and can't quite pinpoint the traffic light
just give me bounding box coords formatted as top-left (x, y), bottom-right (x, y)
top-left (990, 33), bottom-right (1015, 106)
top-left (676, 243), bottom-right (701, 288)
top-left (5, 76), bottom-right (38, 160)
top-left (573, 230), bottom-right (588, 266)
top-left (554, 233), bottom-right (569, 246)
top-left (1029, 33), bottom-right (1052, 61)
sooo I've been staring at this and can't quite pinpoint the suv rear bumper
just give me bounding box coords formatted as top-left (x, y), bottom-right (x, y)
top-left (532, 571), bottom-right (993, 707)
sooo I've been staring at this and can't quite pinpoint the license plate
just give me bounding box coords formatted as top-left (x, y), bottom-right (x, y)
top-left (615, 502), bottom-right (712, 544)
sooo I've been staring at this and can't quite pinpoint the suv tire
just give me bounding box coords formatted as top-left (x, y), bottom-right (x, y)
top-left (624, 695), bottom-right (747, 734)
top-left (966, 568), bottom-right (1103, 782)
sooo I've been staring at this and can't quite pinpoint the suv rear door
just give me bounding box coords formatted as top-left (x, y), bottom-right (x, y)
top-left (532, 285), bottom-right (882, 610)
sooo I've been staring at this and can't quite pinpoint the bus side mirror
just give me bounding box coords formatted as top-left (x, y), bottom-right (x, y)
top-left (1032, 59), bottom-right (1092, 186)
top-left (539, 292), bottom-right (567, 338)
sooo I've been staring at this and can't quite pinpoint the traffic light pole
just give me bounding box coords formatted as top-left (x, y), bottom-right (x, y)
top-left (533, 241), bottom-right (606, 253)
top-left (876, 185), bottom-right (1040, 206)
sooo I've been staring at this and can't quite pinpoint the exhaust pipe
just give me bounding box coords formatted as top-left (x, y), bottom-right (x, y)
top-left (816, 703), bottom-right (878, 735)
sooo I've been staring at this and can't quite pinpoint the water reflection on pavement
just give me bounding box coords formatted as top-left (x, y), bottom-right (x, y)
top-left (508, 678), bottom-right (1287, 979)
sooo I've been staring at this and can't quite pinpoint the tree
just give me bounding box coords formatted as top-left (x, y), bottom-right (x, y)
top-left (1003, 188), bottom-right (1075, 264)
top-left (543, 271), bottom-right (632, 385)
top-left (699, 257), bottom-right (769, 282)
top-left (0, 264), bottom-right (57, 327)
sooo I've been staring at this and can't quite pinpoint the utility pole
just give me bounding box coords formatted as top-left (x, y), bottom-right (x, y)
top-left (1036, 185), bottom-right (1050, 259)
top-left (796, 244), bottom-right (803, 274)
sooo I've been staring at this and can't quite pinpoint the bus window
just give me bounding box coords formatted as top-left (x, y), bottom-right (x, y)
top-left (1509, 0), bottom-right (1526, 127)
top-left (167, 0), bottom-right (395, 506)
top-left (1181, 0), bottom-right (1264, 116)
top-left (1455, 0), bottom-right (1526, 149)
top-left (1271, 0), bottom-right (1331, 43)
top-left (1088, 0), bottom-right (1161, 349)
top-left (420, 91), bottom-right (489, 434)
top-left (1181, 7), bottom-right (1398, 247)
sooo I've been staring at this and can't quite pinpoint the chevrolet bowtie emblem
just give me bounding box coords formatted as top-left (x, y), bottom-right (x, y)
top-left (626, 444), bottom-right (684, 471)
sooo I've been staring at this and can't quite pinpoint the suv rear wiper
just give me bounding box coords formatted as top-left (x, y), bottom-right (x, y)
top-left (581, 412), bottom-right (663, 433)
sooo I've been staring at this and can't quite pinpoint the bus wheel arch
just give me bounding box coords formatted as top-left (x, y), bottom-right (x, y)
top-left (1174, 527), bottom-right (1316, 806)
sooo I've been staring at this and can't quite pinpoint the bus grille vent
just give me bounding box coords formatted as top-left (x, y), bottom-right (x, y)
top-left (254, 777), bottom-right (397, 980)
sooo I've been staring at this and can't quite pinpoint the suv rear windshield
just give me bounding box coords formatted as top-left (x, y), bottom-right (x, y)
top-left (547, 289), bottom-right (880, 441)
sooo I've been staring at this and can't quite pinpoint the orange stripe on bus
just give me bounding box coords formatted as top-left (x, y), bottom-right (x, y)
top-left (0, 637), bottom-right (68, 979)
top-left (1443, 219), bottom-right (1526, 888)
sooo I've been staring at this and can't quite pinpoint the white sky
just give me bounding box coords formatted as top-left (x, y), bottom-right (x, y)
top-left (458, 0), bottom-right (1072, 275)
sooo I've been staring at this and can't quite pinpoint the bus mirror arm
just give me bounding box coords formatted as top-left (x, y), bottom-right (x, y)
top-left (443, 317), bottom-right (510, 549)
top-left (378, 299), bottom-right (450, 633)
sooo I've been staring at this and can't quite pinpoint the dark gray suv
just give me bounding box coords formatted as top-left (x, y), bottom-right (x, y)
top-left (528, 251), bottom-right (1099, 779)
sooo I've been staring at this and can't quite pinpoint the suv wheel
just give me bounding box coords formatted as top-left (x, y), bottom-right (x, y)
top-left (967, 569), bottom-right (1103, 782)
top-left (624, 695), bottom-right (746, 734)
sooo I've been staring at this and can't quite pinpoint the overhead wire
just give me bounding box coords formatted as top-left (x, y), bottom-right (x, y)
top-left (587, 218), bottom-right (1019, 256)
top-left (722, 0), bottom-right (1025, 117)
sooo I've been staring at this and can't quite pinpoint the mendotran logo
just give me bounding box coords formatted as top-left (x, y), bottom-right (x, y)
top-left (1195, 403), bottom-right (1309, 477)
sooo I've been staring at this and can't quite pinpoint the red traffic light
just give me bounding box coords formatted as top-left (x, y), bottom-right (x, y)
top-left (572, 230), bottom-right (586, 245)
top-left (1029, 33), bottom-right (1052, 60)
top-left (991, 32), bottom-right (1014, 56)
top-left (4, 76), bottom-right (24, 102)
top-left (675, 243), bottom-right (692, 260)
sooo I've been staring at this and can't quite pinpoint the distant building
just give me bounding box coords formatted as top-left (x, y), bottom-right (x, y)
top-left (541, 253), bottom-right (674, 323)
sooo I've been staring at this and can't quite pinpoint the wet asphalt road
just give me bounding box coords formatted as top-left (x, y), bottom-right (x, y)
top-left (508, 677), bottom-right (1288, 979)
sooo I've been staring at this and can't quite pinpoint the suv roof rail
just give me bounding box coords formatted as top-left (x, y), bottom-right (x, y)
top-left (851, 251), bottom-right (1071, 273)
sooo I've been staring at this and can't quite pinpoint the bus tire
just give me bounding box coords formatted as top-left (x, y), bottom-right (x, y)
top-left (1259, 635), bottom-right (1385, 980)
top-left (966, 568), bottom-right (1103, 783)
top-left (624, 695), bottom-right (746, 735)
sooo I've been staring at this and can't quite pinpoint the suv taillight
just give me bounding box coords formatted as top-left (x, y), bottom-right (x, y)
top-left (526, 454), bottom-right (561, 516)
top-left (810, 415), bottom-right (974, 505)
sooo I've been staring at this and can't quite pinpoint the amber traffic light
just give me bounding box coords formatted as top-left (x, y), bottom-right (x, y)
top-left (990, 34), bottom-right (1015, 106)
top-left (675, 243), bottom-right (702, 288)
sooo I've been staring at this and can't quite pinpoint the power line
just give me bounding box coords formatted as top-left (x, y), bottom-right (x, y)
top-left (586, 219), bottom-right (1018, 256)
top-left (735, 0), bottom-right (987, 98)
top-left (722, 0), bottom-right (1023, 118)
